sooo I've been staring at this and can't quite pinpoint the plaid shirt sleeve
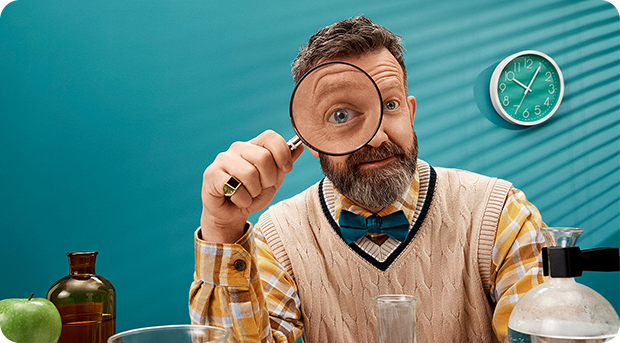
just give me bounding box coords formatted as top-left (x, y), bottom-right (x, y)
top-left (189, 224), bottom-right (303, 343)
top-left (490, 187), bottom-right (549, 342)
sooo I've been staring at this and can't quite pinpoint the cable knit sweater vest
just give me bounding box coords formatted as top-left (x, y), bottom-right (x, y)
top-left (259, 163), bottom-right (512, 342)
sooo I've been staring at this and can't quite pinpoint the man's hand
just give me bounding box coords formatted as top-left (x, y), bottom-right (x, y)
top-left (200, 130), bottom-right (304, 243)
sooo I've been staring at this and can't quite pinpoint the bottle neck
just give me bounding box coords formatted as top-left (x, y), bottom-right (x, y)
top-left (548, 276), bottom-right (576, 284)
top-left (67, 251), bottom-right (98, 275)
top-left (70, 264), bottom-right (95, 275)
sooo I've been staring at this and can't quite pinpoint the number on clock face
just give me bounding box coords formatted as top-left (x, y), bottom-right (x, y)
top-left (490, 51), bottom-right (563, 126)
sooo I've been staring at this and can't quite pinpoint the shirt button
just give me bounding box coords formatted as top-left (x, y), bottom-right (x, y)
top-left (233, 259), bottom-right (246, 271)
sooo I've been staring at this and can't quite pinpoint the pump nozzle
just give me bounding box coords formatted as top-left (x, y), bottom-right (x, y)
top-left (542, 246), bottom-right (620, 277)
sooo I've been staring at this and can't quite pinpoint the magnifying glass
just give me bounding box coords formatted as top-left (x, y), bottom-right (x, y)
top-left (286, 61), bottom-right (383, 156)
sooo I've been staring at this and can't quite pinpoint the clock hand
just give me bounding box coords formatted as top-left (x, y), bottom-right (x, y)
top-left (524, 63), bottom-right (541, 95)
top-left (512, 78), bottom-right (532, 92)
top-left (514, 63), bottom-right (542, 115)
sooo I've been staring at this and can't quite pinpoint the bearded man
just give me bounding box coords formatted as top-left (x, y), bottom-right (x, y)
top-left (190, 15), bottom-right (547, 343)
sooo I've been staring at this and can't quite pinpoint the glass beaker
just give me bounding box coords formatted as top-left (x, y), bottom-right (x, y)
top-left (508, 228), bottom-right (620, 342)
top-left (374, 294), bottom-right (417, 343)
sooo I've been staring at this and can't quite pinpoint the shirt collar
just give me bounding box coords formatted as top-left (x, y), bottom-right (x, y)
top-left (333, 167), bottom-right (420, 223)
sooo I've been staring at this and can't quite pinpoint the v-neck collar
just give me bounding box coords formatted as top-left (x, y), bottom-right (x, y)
top-left (318, 160), bottom-right (437, 271)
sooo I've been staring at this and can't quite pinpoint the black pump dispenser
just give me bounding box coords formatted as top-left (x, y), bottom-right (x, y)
top-left (542, 246), bottom-right (620, 277)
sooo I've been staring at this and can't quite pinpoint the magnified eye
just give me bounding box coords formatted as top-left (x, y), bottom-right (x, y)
top-left (329, 109), bottom-right (351, 124)
top-left (385, 100), bottom-right (400, 110)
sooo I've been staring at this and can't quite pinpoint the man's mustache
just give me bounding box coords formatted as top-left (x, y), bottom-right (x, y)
top-left (346, 142), bottom-right (405, 167)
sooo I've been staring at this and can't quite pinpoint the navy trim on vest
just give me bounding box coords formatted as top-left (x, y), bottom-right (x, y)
top-left (318, 166), bottom-right (437, 271)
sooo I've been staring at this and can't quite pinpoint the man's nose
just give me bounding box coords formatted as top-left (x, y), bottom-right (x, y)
top-left (366, 122), bottom-right (389, 147)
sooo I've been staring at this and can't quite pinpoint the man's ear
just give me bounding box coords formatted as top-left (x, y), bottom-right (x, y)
top-left (407, 95), bottom-right (417, 124)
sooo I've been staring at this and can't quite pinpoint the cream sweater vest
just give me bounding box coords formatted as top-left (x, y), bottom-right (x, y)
top-left (259, 164), bottom-right (512, 342)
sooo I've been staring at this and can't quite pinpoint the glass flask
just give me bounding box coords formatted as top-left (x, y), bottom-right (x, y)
top-left (508, 228), bottom-right (620, 342)
top-left (47, 251), bottom-right (116, 343)
top-left (374, 294), bottom-right (417, 343)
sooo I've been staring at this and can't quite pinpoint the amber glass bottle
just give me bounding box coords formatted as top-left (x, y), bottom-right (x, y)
top-left (47, 252), bottom-right (116, 343)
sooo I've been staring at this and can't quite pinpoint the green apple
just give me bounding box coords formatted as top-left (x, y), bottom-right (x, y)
top-left (0, 294), bottom-right (62, 343)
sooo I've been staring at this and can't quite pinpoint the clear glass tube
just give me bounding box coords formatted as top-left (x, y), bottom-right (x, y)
top-left (374, 294), bottom-right (417, 343)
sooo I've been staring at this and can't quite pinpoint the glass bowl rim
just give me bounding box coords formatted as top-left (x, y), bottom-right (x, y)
top-left (108, 324), bottom-right (230, 341)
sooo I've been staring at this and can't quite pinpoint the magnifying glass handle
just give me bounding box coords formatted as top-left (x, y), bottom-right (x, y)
top-left (286, 135), bottom-right (302, 152)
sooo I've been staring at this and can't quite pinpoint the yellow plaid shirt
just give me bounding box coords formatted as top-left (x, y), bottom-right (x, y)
top-left (190, 169), bottom-right (547, 343)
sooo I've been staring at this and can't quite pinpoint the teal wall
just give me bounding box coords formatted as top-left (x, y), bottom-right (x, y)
top-left (1, 0), bottom-right (618, 333)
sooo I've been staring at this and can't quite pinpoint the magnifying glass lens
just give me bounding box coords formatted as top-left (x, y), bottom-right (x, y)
top-left (290, 62), bottom-right (382, 156)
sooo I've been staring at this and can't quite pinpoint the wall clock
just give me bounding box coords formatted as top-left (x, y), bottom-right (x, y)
top-left (489, 50), bottom-right (564, 126)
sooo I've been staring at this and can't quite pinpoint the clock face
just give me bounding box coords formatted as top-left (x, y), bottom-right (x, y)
top-left (490, 51), bottom-right (564, 126)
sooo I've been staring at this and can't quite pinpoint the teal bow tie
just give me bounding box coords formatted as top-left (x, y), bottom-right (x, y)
top-left (338, 210), bottom-right (411, 245)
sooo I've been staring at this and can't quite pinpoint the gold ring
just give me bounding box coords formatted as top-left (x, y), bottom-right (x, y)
top-left (223, 176), bottom-right (242, 197)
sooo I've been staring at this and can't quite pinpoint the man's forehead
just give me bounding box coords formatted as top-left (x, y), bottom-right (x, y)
top-left (320, 49), bottom-right (405, 91)
top-left (368, 66), bottom-right (405, 89)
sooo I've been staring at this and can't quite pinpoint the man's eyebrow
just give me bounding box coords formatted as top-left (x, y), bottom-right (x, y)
top-left (378, 79), bottom-right (407, 95)
top-left (312, 77), bottom-right (370, 100)
top-left (313, 80), bottom-right (346, 100)
top-left (312, 70), bottom-right (374, 97)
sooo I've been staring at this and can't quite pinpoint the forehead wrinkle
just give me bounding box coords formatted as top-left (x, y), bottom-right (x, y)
top-left (369, 66), bottom-right (405, 93)
top-left (308, 68), bottom-right (346, 94)
top-left (310, 68), bottom-right (370, 101)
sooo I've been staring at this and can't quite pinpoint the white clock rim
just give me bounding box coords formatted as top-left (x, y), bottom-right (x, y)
top-left (489, 50), bottom-right (564, 126)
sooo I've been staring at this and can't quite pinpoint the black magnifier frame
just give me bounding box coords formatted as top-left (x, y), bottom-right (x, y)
top-left (289, 61), bottom-right (384, 156)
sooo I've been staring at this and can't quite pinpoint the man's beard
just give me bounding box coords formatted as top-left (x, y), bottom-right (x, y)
top-left (320, 133), bottom-right (418, 209)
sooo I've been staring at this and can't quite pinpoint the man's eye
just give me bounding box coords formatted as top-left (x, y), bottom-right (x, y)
top-left (329, 109), bottom-right (350, 123)
top-left (385, 100), bottom-right (399, 110)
